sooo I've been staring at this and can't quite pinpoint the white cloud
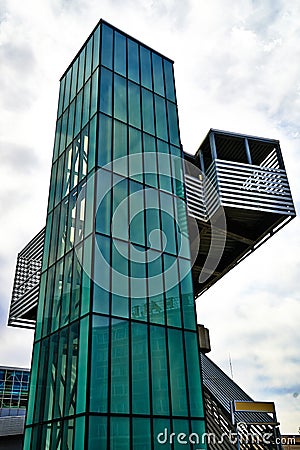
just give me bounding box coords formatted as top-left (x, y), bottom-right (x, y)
top-left (0, 0), bottom-right (299, 434)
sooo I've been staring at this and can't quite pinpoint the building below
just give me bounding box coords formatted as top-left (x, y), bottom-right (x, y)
top-left (0, 366), bottom-right (29, 450)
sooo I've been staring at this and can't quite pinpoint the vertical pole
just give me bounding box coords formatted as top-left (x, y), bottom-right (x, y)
top-left (244, 138), bottom-right (252, 165)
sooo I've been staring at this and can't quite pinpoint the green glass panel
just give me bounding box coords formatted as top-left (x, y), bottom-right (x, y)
top-left (23, 426), bottom-right (32, 449)
top-left (128, 81), bottom-right (141, 129)
top-left (82, 79), bottom-right (91, 127)
top-left (70, 57), bottom-right (78, 102)
top-left (171, 148), bottom-right (184, 198)
top-left (88, 115), bottom-right (97, 172)
top-left (185, 331), bottom-right (204, 417)
top-left (128, 39), bottom-right (139, 83)
top-left (157, 140), bottom-right (172, 193)
top-left (100, 67), bottom-right (112, 116)
top-left (60, 110), bottom-right (68, 155)
top-left (43, 334), bottom-right (58, 421)
top-left (154, 418), bottom-right (171, 450)
top-left (42, 212), bottom-right (53, 271)
top-left (101, 24), bottom-right (113, 69)
top-left (114, 31), bottom-right (126, 76)
top-left (81, 236), bottom-right (92, 316)
top-left (167, 101), bottom-right (180, 146)
top-left (57, 77), bottom-right (65, 118)
top-left (110, 416), bottom-right (130, 450)
top-left (191, 420), bottom-right (207, 449)
top-left (131, 322), bottom-right (150, 414)
top-left (98, 114), bottom-right (112, 167)
top-left (42, 265), bottom-right (55, 337)
top-left (160, 191), bottom-right (177, 255)
top-left (143, 134), bottom-right (158, 187)
top-left (53, 328), bottom-right (68, 419)
top-left (179, 259), bottom-right (196, 330)
top-left (95, 169), bottom-right (111, 236)
top-left (60, 251), bottom-right (72, 327)
top-left (132, 418), bottom-right (151, 450)
top-left (70, 246), bottom-right (82, 322)
top-left (155, 95), bottom-right (168, 141)
top-left (54, 153), bottom-right (65, 207)
top-left (163, 59), bottom-right (175, 102)
top-left (129, 127), bottom-right (143, 183)
top-left (174, 198), bottom-right (189, 258)
top-left (74, 90), bottom-right (83, 138)
top-left (140, 46), bottom-right (152, 89)
top-left (113, 121), bottom-right (127, 173)
top-left (64, 322), bottom-right (79, 416)
top-left (168, 328), bottom-right (188, 416)
top-left (130, 244), bottom-right (147, 321)
top-left (150, 325), bottom-right (169, 415)
top-left (76, 317), bottom-right (89, 413)
top-left (93, 233), bottom-right (110, 314)
top-left (90, 314), bottom-right (109, 412)
top-left (129, 179), bottom-right (145, 246)
top-left (53, 118), bottom-right (62, 162)
top-left (111, 239), bottom-right (129, 318)
top-left (88, 416), bottom-right (107, 449)
top-left (85, 37), bottom-right (92, 82)
top-left (79, 126), bottom-right (88, 183)
top-left (51, 259), bottom-right (64, 332)
top-left (92, 25), bottom-right (100, 71)
top-left (48, 160), bottom-right (58, 212)
top-left (142, 88), bottom-right (154, 135)
top-left (77, 48), bottom-right (86, 92)
top-left (164, 254), bottom-right (182, 328)
top-left (145, 189), bottom-right (161, 251)
top-left (35, 272), bottom-right (46, 341)
top-left (110, 319), bottom-right (129, 413)
top-left (66, 97), bottom-right (75, 147)
top-left (63, 68), bottom-right (72, 111)
top-left (74, 416), bottom-right (85, 450)
top-left (90, 69), bottom-right (98, 118)
top-left (152, 53), bottom-right (165, 96)
top-left (57, 198), bottom-right (68, 259)
top-left (25, 342), bottom-right (40, 424)
top-left (50, 421), bottom-right (61, 450)
top-left (114, 74), bottom-right (127, 123)
top-left (33, 338), bottom-right (49, 422)
top-left (172, 419), bottom-right (190, 450)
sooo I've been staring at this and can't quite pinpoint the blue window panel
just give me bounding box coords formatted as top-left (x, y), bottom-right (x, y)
top-left (127, 39), bottom-right (140, 83)
top-left (133, 418), bottom-right (151, 450)
top-left (143, 134), bottom-right (158, 188)
top-left (113, 120), bottom-right (128, 169)
top-left (155, 95), bottom-right (168, 141)
top-left (110, 416), bottom-right (130, 450)
top-left (63, 68), bottom-right (72, 111)
top-left (66, 99), bottom-right (75, 148)
top-left (99, 67), bottom-right (112, 116)
top-left (129, 127), bottom-right (143, 183)
top-left (157, 140), bottom-right (172, 193)
top-left (145, 189), bottom-right (161, 251)
top-left (191, 420), bottom-right (206, 449)
top-left (57, 77), bottom-right (65, 118)
top-left (90, 315), bottom-right (109, 412)
top-left (82, 79), bottom-right (91, 128)
top-left (101, 24), bottom-right (113, 69)
top-left (148, 251), bottom-right (165, 325)
top-left (140, 46), bottom-right (152, 89)
top-left (142, 88), bottom-right (155, 135)
top-left (110, 320), bottom-right (130, 414)
top-left (163, 254), bottom-right (182, 328)
top-left (59, 110), bottom-right (68, 155)
top-left (53, 117), bottom-right (62, 162)
top-left (160, 191), bottom-right (177, 255)
top-left (152, 53), bottom-right (165, 96)
top-left (89, 416), bottom-right (107, 450)
top-left (114, 74), bottom-right (127, 123)
top-left (74, 90), bottom-right (83, 138)
top-left (167, 101), bottom-right (180, 146)
top-left (163, 59), bottom-right (175, 102)
top-left (74, 416), bottom-right (85, 450)
top-left (111, 239), bottom-right (129, 318)
top-left (129, 179), bottom-right (145, 246)
top-left (90, 69), bottom-right (98, 118)
top-left (88, 114), bottom-right (97, 172)
top-left (178, 260), bottom-right (196, 330)
top-left (130, 245), bottom-right (147, 322)
top-left (172, 419), bottom-right (190, 450)
top-left (114, 31), bottom-right (126, 76)
top-left (153, 418), bottom-right (171, 450)
top-left (128, 81), bottom-right (141, 129)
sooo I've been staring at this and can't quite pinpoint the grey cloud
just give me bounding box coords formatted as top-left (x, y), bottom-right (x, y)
top-left (0, 141), bottom-right (40, 173)
top-left (0, 42), bottom-right (36, 76)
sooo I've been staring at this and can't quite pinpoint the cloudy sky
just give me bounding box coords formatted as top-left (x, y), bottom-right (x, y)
top-left (0, 0), bottom-right (299, 434)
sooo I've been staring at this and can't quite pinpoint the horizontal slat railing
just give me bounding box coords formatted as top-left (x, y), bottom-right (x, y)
top-left (212, 159), bottom-right (295, 215)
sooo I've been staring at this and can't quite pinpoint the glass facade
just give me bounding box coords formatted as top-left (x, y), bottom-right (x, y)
top-left (0, 366), bottom-right (29, 416)
top-left (24, 20), bottom-right (206, 449)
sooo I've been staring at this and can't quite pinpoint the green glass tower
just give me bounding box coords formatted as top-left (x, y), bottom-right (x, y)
top-left (23, 20), bottom-right (206, 449)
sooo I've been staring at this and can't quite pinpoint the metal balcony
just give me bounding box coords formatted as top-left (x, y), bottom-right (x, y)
top-left (185, 129), bottom-right (296, 297)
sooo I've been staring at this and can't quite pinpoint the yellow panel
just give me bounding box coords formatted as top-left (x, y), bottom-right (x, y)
top-left (234, 401), bottom-right (275, 413)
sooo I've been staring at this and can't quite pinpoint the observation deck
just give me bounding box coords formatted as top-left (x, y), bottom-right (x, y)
top-left (185, 129), bottom-right (296, 297)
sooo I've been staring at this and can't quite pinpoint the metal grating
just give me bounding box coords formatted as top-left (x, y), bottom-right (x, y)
top-left (8, 228), bottom-right (45, 329)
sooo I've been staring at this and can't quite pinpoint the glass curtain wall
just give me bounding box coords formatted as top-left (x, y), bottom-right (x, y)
top-left (24, 20), bottom-right (206, 450)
